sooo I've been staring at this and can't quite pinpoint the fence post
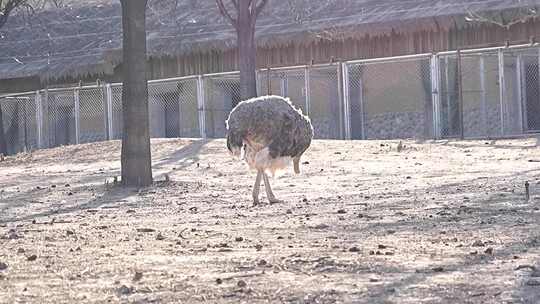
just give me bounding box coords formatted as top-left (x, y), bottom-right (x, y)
top-left (537, 46), bottom-right (540, 131)
top-left (336, 63), bottom-right (344, 139)
top-left (105, 83), bottom-right (114, 140)
top-left (74, 88), bottom-right (81, 144)
top-left (43, 88), bottom-right (49, 148)
top-left (457, 49), bottom-right (465, 139)
top-left (479, 55), bottom-right (488, 136)
top-left (358, 67), bottom-right (366, 140)
top-left (430, 54), bottom-right (441, 139)
top-left (21, 97), bottom-right (28, 152)
top-left (197, 75), bottom-right (207, 139)
top-left (515, 54), bottom-right (525, 133)
top-left (266, 67), bottom-right (271, 95)
top-left (341, 62), bottom-right (352, 140)
top-left (35, 90), bottom-right (43, 149)
top-left (521, 50), bottom-right (533, 132)
top-left (304, 66), bottom-right (311, 117)
top-left (280, 75), bottom-right (287, 97)
top-left (255, 70), bottom-right (261, 97)
top-left (498, 48), bottom-right (506, 136)
top-left (444, 56), bottom-right (451, 136)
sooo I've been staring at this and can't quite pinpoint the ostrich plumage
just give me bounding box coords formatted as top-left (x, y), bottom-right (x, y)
top-left (226, 95), bottom-right (314, 205)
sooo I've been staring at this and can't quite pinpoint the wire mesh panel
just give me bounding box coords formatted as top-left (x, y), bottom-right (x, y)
top-left (345, 64), bottom-right (365, 139)
top-left (78, 87), bottom-right (107, 143)
top-left (204, 73), bottom-right (241, 138)
top-left (0, 94), bottom-right (38, 154)
top-left (46, 90), bottom-right (76, 147)
top-left (110, 85), bottom-right (123, 140)
top-left (438, 56), bottom-right (458, 138)
top-left (258, 69), bottom-right (283, 96)
top-left (438, 53), bottom-right (502, 138)
top-left (258, 68), bottom-right (307, 114)
top-left (309, 65), bottom-right (342, 139)
top-left (177, 78), bottom-right (200, 138)
top-left (149, 80), bottom-right (179, 138)
top-left (348, 57), bottom-right (433, 140)
top-left (147, 78), bottom-right (200, 138)
top-left (506, 47), bottom-right (540, 133)
top-left (499, 50), bottom-right (524, 136)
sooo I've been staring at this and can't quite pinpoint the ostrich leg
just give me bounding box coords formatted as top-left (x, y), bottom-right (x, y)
top-left (252, 170), bottom-right (263, 206)
top-left (263, 172), bottom-right (284, 204)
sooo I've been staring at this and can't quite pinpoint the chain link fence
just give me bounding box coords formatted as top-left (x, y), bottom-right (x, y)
top-left (203, 73), bottom-right (241, 138)
top-left (258, 68), bottom-right (308, 115)
top-left (44, 90), bottom-right (76, 147)
top-left (438, 52), bottom-right (503, 138)
top-left (257, 65), bottom-right (343, 139)
top-left (309, 65), bottom-right (344, 139)
top-left (0, 93), bottom-right (39, 154)
top-left (78, 87), bottom-right (108, 144)
top-left (1, 44), bottom-right (540, 155)
top-left (435, 47), bottom-right (539, 139)
top-left (346, 56), bottom-right (434, 140)
top-left (506, 48), bottom-right (540, 134)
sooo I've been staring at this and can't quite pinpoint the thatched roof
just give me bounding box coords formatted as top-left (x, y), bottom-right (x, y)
top-left (0, 0), bottom-right (538, 80)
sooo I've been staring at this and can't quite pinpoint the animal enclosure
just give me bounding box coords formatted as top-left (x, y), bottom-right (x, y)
top-left (2, 44), bottom-right (540, 155)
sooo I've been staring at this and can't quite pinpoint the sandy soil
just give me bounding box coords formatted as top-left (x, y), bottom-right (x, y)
top-left (1, 138), bottom-right (540, 304)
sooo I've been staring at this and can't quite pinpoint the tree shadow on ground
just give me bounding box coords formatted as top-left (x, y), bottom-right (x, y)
top-left (153, 138), bottom-right (211, 171)
top-left (0, 184), bottom-right (138, 225)
top-left (0, 139), bottom-right (213, 225)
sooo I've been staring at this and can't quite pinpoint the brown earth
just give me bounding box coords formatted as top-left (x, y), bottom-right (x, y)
top-left (1, 138), bottom-right (540, 303)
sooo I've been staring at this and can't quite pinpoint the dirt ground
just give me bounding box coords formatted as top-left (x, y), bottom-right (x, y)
top-left (1, 138), bottom-right (540, 304)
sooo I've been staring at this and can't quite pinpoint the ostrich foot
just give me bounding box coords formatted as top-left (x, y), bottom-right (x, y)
top-left (253, 197), bottom-right (260, 206)
top-left (262, 173), bottom-right (284, 204)
top-left (252, 170), bottom-right (263, 207)
top-left (268, 197), bottom-right (284, 204)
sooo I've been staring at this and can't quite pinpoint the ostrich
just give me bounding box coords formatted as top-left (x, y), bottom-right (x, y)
top-left (226, 95), bottom-right (314, 205)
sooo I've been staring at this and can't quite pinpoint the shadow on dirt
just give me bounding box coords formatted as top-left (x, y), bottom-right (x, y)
top-left (437, 137), bottom-right (540, 151)
top-left (0, 139), bottom-right (212, 225)
top-left (0, 184), bottom-right (136, 225)
top-left (154, 139), bottom-right (211, 171)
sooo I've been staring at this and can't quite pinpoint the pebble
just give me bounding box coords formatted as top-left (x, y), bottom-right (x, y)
top-left (349, 247), bottom-right (361, 252)
top-left (237, 280), bottom-right (247, 288)
top-left (117, 285), bottom-right (133, 295)
top-left (133, 272), bottom-right (143, 282)
top-left (472, 240), bottom-right (485, 247)
top-left (27, 255), bottom-right (37, 261)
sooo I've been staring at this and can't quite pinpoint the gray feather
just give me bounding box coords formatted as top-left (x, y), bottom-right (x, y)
top-left (226, 95), bottom-right (313, 159)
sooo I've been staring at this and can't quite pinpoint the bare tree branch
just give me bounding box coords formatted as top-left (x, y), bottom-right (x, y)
top-left (0, 0), bottom-right (26, 29)
top-left (0, 0), bottom-right (57, 29)
top-left (254, 0), bottom-right (268, 17)
top-left (465, 6), bottom-right (539, 29)
top-left (216, 0), bottom-right (238, 29)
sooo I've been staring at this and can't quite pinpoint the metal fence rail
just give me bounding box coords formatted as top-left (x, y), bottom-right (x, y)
top-left (1, 44), bottom-right (540, 155)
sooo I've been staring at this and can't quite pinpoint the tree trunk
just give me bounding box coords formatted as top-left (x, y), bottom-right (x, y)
top-left (120, 0), bottom-right (152, 187)
top-left (237, 1), bottom-right (258, 100)
top-left (0, 104), bottom-right (6, 155)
